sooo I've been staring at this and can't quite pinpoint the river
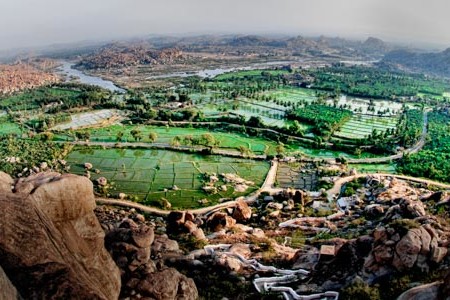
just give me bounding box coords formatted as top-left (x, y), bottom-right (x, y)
top-left (56, 61), bottom-right (125, 93)
top-left (145, 61), bottom-right (295, 80)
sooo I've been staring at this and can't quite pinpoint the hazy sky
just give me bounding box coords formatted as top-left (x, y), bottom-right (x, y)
top-left (1, 0), bottom-right (450, 50)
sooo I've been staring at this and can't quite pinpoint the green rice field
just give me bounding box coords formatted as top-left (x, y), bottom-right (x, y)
top-left (262, 87), bottom-right (317, 104)
top-left (55, 125), bottom-right (287, 155)
top-left (66, 148), bottom-right (270, 208)
top-left (334, 115), bottom-right (398, 139)
top-left (349, 163), bottom-right (396, 174)
top-left (0, 118), bottom-right (22, 135)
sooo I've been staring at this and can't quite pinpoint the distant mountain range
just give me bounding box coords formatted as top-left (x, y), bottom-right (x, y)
top-left (147, 34), bottom-right (391, 57)
top-left (69, 35), bottom-right (393, 70)
top-left (382, 48), bottom-right (450, 77)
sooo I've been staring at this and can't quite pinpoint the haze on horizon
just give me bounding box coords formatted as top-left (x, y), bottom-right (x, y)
top-left (1, 0), bottom-right (450, 51)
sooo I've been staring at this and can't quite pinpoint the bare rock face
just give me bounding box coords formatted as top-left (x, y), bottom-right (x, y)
top-left (0, 172), bottom-right (121, 300)
top-left (397, 282), bottom-right (441, 300)
top-left (105, 218), bottom-right (198, 300)
top-left (207, 212), bottom-right (237, 232)
top-left (392, 228), bottom-right (423, 271)
top-left (232, 198), bottom-right (252, 222)
top-left (0, 265), bottom-right (19, 300)
top-left (364, 223), bottom-right (449, 279)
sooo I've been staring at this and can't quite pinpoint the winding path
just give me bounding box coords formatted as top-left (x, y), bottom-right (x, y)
top-left (96, 159), bottom-right (281, 216)
top-left (96, 168), bottom-right (450, 217)
top-left (87, 111), bottom-right (432, 214)
top-left (326, 172), bottom-right (450, 200)
top-left (345, 110), bottom-right (429, 164)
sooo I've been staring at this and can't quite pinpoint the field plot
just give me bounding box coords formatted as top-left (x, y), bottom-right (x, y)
top-left (261, 87), bottom-right (317, 105)
top-left (66, 148), bottom-right (269, 208)
top-left (196, 98), bottom-right (292, 127)
top-left (52, 109), bottom-right (124, 130)
top-left (350, 163), bottom-right (396, 174)
top-left (57, 125), bottom-right (285, 155)
top-left (0, 118), bottom-right (22, 135)
top-left (334, 115), bottom-right (398, 140)
top-left (232, 102), bottom-right (289, 127)
top-left (325, 96), bottom-right (403, 116)
top-left (276, 163), bottom-right (319, 191)
top-left (0, 87), bottom-right (79, 111)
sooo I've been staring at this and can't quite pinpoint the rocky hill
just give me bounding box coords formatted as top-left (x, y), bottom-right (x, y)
top-left (76, 43), bottom-right (186, 70)
top-left (1, 168), bottom-right (449, 299)
top-left (382, 48), bottom-right (450, 77)
top-left (95, 174), bottom-right (450, 299)
top-left (0, 62), bottom-right (59, 95)
top-left (0, 172), bottom-right (198, 300)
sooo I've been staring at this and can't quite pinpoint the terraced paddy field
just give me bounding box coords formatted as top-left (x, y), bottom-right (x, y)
top-left (196, 99), bottom-right (292, 127)
top-left (276, 163), bottom-right (319, 191)
top-left (55, 125), bottom-right (288, 155)
top-left (261, 87), bottom-right (317, 104)
top-left (334, 115), bottom-right (398, 140)
top-left (66, 148), bottom-right (270, 208)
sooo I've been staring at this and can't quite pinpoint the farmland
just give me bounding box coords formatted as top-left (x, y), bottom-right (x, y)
top-left (0, 86), bottom-right (79, 111)
top-left (276, 162), bottom-right (319, 190)
top-left (0, 62), bottom-right (448, 211)
top-left (214, 69), bottom-right (290, 81)
top-left (66, 148), bottom-right (269, 208)
top-left (334, 115), bottom-right (398, 140)
top-left (397, 109), bottom-right (450, 182)
top-left (288, 104), bottom-right (352, 137)
top-left (0, 117), bottom-right (22, 135)
top-left (55, 124), bottom-right (289, 155)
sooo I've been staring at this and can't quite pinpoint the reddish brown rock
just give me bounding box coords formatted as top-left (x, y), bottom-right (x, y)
top-left (0, 172), bottom-right (121, 300)
top-left (136, 268), bottom-right (197, 300)
top-left (207, 212), bottom-right (237, 232)
top-left (0, 266), bottom-right (19, 300)
top-left (397, 282), bottom-right (441, 300)
top-left (232, 198), bottom-right (252, 222)
top-left (393, 229), bottom-right (422, 271)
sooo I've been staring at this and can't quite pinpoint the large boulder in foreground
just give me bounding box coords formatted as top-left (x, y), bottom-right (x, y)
top-left (0, 172), bottom-right (121, 300)
top-left (0, 266), bottom-right (19, 300)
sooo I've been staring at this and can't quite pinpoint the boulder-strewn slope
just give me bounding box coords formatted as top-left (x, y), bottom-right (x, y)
top-left (0, 172), bottom-right (121, 299)
top-left (0, 63), bottom-right (58, 95)
top-left (76, 43), bottom-right (185, 70)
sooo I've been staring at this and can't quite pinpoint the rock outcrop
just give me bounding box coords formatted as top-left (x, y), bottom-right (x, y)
top-left (232, 198), bottom-right (252, 222)
top-left (0, 266), bottom-right (19, 300)
top-left (0, 63), bottom-right (59, 95)
top-left (0, 171), bottom-right (121, 299)
top-left (76, 43), bottom-right (185, 70)
top-left (103, 215), bottom-right (198, 300)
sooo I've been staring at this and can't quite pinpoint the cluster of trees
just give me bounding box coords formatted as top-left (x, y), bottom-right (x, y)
top-left (305, 65), bottom-right (449, 100)
top-left (27, 113), bottom-right (71, 131)
top-left (0, 135), bottom-right (68, 177)
top-left (115, 130), bottom-right (157, 143)
top-left (396, 109), bottom-right (423, 147)
top-left (287, 104), bottom-right (352, 138)
top-left (397, 110), bottom-right (450, 182)
top-left (171, 133), bottom-right (218, 148)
